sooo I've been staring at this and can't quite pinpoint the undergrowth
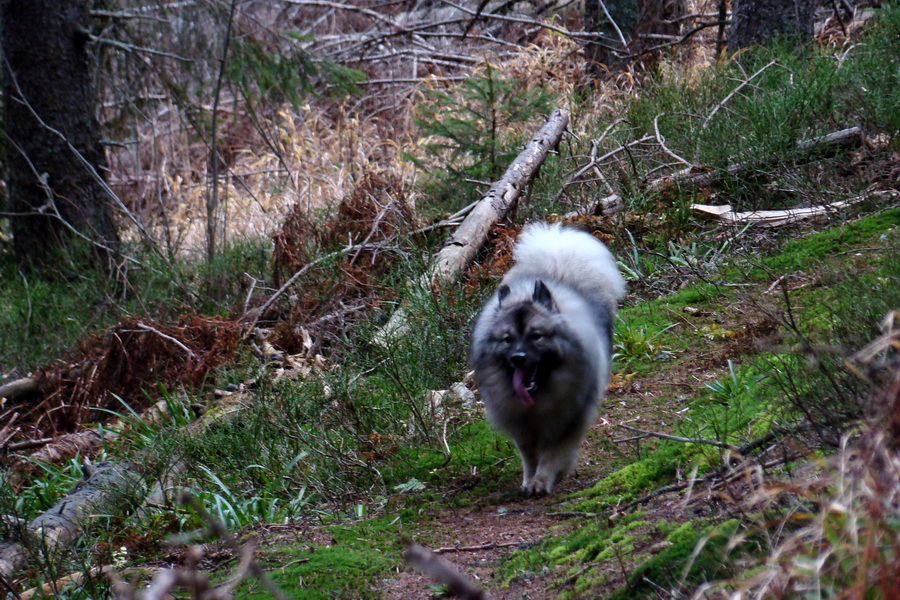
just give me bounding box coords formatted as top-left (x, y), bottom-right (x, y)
top-left (3, 5), bottom-right (900, 599)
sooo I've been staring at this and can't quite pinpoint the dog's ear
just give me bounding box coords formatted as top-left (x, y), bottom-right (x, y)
top-left (498, 284), bottom-right (511, 306)
top-left (533, 280), bottom-right (557, 312)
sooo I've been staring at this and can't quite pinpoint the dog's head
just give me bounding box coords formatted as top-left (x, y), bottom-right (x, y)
top-left (486, 280), bottom-right (570, 407)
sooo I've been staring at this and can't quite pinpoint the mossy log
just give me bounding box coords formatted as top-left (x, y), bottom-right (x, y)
top-left (0, 461), bottom-right (143, 578)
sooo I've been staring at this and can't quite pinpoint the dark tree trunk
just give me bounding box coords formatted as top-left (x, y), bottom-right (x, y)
top-left (584, 0), bottom-right (640, 69)
top-left (584, 0), bottom-right (687, 71)
top-left (1, 0), bottom-right (119, 266)
top-left (728, 0), bottom-right (814, 52)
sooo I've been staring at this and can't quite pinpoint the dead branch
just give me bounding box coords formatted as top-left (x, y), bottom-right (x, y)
top-left (556, 134), bottom-right (654, 201)
top-left (135, 323), bottom-right (195, 359)
top-left (573, 126), bottom-right (864, 217)
top-left (625, 19), bottom-right (730, 59)
top-left (404, 542), bottom-right (489, 600)
top-left (691, 191), bottom-right (885, 228)
top-left (429, 108), bottom-right (569, 287)
top-left (615, 424), bottom-right (813, 513)
top-left (703, 60), bottom-right (779, 128)
top-left (0, 377), bottom-right (40, 402)
top-left (439, 0), bottom-right (614, 44)
top-left (0, 414), bottom-right (20, 450)
top-left (435, 541), bottom-right (520, 554)
top-left (244, 241), bottom-right (387, 332)
top-left (6, 437), bottom-right (54, 452)
top-left (616, 423), bottom-right (739, 452)
top-left (653, 114), bottom-right (694, 168)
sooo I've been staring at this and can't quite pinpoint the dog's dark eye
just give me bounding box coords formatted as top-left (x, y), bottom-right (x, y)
top-left (501, 333), bottom-right (513, 343)
top-left (529, 331), bottom-right (544, 342)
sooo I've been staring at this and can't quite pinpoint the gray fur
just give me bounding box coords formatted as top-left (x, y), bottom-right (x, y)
top-left (470, 223), bottom-right (626, 494)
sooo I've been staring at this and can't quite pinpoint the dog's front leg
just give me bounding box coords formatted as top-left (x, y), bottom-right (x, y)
top-left (525, 443), bottom-right (580, 495)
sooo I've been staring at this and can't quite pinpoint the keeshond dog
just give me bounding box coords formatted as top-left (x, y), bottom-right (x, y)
top-left (471, 223), bottom-right (626, 494)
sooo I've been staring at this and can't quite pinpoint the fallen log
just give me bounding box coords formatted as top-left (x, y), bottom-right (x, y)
top-left (0, 377), bottom-right (40, 402)
top-left (0, 461), bottom-right (143, 578)
top-left (429, 107), bottom-right (569, 287)
top-left (571, 126), bottom-right (864, 217)
top-left (377, 108), bottom-right (569, 341)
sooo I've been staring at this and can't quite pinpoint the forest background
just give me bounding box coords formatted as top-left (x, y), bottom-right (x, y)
top-left (1, 0), bottom-right (899, 598)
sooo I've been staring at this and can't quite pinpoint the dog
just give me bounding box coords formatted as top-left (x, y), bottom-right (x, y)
top-left (471, 223), bottom-right (626, 494)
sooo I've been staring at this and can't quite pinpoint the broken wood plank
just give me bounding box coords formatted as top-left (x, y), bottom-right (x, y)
top-left (690, 190), bottom-right (894, 227)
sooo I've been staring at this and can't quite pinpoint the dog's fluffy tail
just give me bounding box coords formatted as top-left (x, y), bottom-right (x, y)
top-left (513, 222), bottom-right (627, 301)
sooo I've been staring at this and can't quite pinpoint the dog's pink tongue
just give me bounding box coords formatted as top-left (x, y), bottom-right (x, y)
top-left (512, 368), bottom-right (535, 407)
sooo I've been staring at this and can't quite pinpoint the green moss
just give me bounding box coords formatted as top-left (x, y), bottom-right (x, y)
top-left (766, 208), bottom-right (900, 273)
top-left (605, 520), bottom-right (740, 600)
top-left (242, 518), bottom-right (400, 599)
top-left (577, 449), bottom-right (681, 510)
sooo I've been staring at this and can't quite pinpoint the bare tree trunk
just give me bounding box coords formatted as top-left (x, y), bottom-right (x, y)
top-left (1, 0), bottom-right (119, 267)
top-left (728, 0), bottom-right (814, 52)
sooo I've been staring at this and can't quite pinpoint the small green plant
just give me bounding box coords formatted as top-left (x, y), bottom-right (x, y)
top-left (97, 389), bottom-right (197, 452)
top-left (414, 64), bottom-right (554, 180)
top-left (182, 463), bottom-right (309, 530)
top-left (410, 64), bottom-right (555, 213)
top-left (0, 457), bottom-right (85, 524)
top-left (614, 318), bottom-right (677, 367)
top-left (704, 360), bottom-right (750, 404)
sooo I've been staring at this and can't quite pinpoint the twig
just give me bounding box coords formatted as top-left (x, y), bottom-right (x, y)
top-left (6, 437), bottom-right (54, 452)
top-left (285, 0), bottom-right (406, 31)
top-left (616, 423), bottom-right (739, 452)
top-left (598, 0), bottom-right (629, 49)
top-left (653, 114), bottom-right (694, 168)
top-left (557, 135), bottom-right (654, 198)
top-left (435, 541), bottom-right (520, 554)
top-left (136, 324), bottom-right (195, 359)
top-left (703, 60), bottom-right (778, 128)
top-left (623, 20), bottom-right (729, 59)
top-left (616, 424), bottom-right (812, 512)
top-left (244, 242), bottom-right (387, 331)
top-left (410, 201), bottom-right (480, 236)
top-left (439, 0), bottom-right (616, 44)
top-left (84, 33), bottom-right (192, 62)
top-left (404, 542), bottom-right (488, 600)
top-left (612, 433), bottom-right (652, 444)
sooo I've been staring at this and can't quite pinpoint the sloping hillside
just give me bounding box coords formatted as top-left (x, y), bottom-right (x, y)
top-left (1, 2), bottom-right (899, 599)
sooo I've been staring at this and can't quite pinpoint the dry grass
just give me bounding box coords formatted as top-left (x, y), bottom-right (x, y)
top-left (693, 324), bottom-right (900, 600)
top-left (108, 99), bottom-right (416, 257)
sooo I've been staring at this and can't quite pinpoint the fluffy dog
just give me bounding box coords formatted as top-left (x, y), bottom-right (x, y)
top-left (471, 223), bottom-right (626, 494)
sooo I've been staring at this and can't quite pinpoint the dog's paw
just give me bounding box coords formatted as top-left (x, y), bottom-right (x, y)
top-left (522, 475), bottom-right (555, 496)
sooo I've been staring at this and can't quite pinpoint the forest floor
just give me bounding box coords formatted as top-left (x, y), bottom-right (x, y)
top-left (2, 3), bottom-right (900, 599)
